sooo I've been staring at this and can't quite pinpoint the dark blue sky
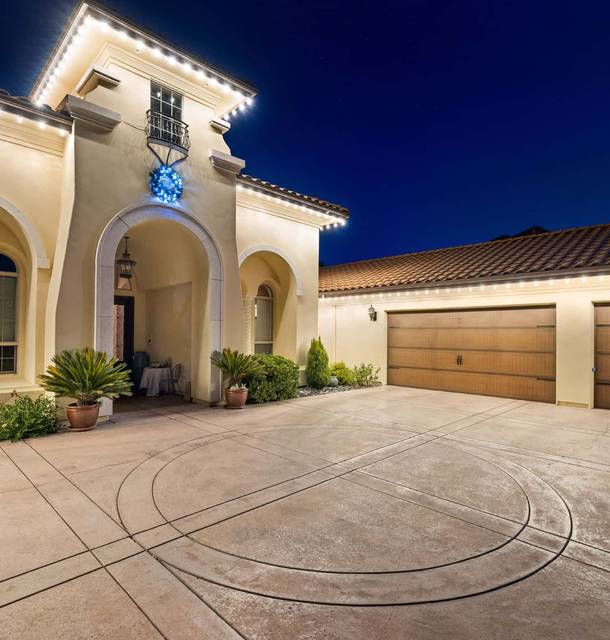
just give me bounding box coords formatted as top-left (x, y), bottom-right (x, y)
top-left (3, 1), bottom-right (610, 264)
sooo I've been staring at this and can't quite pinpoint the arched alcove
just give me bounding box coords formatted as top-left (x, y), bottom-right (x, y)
top-left (239, 249), bottom-right (298, 359)
top-left (95, 204), bottom-right (224, 408)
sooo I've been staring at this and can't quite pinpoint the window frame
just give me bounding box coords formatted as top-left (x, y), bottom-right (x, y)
top-left (150, 82), bottom-right (183, 120)
top-left (254, 285), bottom-right (274, 354)
top-left (0, 259), bottom-right (18, 375)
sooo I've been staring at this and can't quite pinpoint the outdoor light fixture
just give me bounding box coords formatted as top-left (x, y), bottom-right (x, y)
top-left (116, 236), bottom-right (136, 290)
top-left (149, 164), bottom-right (183, 203)
top-left (368, 305), bottom-right (377, 322)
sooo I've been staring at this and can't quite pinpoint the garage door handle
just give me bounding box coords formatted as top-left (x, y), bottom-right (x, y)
top-left (456, 354), bottom-right (463, 366)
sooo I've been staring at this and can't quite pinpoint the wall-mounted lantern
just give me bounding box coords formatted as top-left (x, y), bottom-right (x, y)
top-left (115, 236), bottom-right (136, 291)
top-left (368, 305), bottom-right (378, 322)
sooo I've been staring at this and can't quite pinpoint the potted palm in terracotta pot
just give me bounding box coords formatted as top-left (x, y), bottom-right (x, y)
top-left (210, 349), bottom-right (262, 409)
top-left (39, 348), bottom-right (133, 431)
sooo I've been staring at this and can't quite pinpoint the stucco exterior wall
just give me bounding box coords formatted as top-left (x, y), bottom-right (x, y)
top-left (319, 276), bottom-right (610, 408)
top-left (236, 203), bottom-right (320, 365)
top-left (0, 124), bottom-right (66, 393)
top-left (53, 59), bottom-right (243, 402)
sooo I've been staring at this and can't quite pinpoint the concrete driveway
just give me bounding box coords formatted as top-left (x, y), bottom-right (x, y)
top-left (1, 386), bottom-right (609, 639)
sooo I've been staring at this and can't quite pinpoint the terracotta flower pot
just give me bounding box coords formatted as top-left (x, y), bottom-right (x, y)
top-left (65, 403), bottom-right (100, 431)
top-left (225, 387), bottom-right (248, 409)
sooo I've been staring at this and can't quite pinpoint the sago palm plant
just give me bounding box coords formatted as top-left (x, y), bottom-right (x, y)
top-left (39, 348), bottom-right (133, 406)
top-left (210, 348), bottom-right (262, 388)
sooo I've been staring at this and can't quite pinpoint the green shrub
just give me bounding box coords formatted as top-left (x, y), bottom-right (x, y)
top-left (211, 348), bottom-right (262, 388)
top-left (305, 338), bottom-right (331, 388)
top-left (353, 362), bottom-right (381, 387)
top-left (39, 348), bottom-right (133, 405)
top-left (0, 395), bottom-right (58, 442)
top-left (331, 361), bottom-right (356, 386)
top-left (244, 354), bottom-right (299, 403)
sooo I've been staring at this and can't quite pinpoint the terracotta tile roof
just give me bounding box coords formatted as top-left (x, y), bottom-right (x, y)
top-left (238, 174), bottom-right (349, 217)
top-left (319, 223), bottom-right (610, 293)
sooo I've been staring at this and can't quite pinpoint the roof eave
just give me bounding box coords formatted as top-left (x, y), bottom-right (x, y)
top-left (30, 1), bottom-right (257, 102)
top-left (237, 174), bottom-right (350, 219)
top-left (0, 93), bottom-right (72, 130)
top-left (319, 265), bottom-right (610, 296)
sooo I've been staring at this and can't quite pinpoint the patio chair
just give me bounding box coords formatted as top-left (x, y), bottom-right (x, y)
top-left (161, 362), bottom-right (183, 396)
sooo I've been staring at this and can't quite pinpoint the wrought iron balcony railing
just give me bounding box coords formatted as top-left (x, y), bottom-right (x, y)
top-left (146, 110), bottom-right (190, 153)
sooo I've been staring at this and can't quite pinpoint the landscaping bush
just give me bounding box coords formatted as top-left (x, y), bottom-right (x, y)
top-left (244, 354), bottom-right (299, 403)
top-left (0, 395), bottom-right (58, 442)
top-left (305, 338), bottom-right (331, 388)
top-left (330, 361), bottom-right (357, 386)
top-left (353, 362), bottom-right (381, 387)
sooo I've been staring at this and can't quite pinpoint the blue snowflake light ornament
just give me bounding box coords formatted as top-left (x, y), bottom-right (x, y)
top-left (149, 164), bottom-right (183, 203)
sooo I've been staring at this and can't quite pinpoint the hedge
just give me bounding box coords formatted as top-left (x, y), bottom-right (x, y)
top-left (244, 354), bottom-right (299, 403)
top-left (0, 395), bottom-right (58, 442)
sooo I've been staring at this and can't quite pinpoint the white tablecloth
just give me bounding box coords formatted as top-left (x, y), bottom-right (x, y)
top-left (139, 367), bottom-right (171, 397)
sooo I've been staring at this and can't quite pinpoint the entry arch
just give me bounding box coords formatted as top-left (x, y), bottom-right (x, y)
top-left (95, 203), bottom-right (224, 405)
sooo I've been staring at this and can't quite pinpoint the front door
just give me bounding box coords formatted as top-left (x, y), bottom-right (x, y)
top-left (113, 296), bottom-right (135, 374)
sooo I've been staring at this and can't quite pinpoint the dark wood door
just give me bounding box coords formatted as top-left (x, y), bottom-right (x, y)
top-left (594, 304), bottom-right (610, 408)
top-left (387, 306), bottom-right (556, 403)
top-left (113, 296), bottom-right (135, 374)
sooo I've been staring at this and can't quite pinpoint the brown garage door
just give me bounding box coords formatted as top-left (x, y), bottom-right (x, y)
top-left (594, 304), bottom-right (610, 409)
top-left (387, 306), bottom-right (556, 403)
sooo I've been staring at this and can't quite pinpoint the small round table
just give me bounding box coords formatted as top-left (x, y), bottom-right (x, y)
top-left (139, 366), bottom-right (171, 397)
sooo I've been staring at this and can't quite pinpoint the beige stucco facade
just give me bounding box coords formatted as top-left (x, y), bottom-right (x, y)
top-left (0, 3), bottom-right (345, 411)
top-left (319, 276), bottom-right (610, 409)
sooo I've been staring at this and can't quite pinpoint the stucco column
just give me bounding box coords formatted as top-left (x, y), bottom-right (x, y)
top-left (555, 293), bottom-right (594, 407)
top-left (242, 295), bottom-right (254, 354)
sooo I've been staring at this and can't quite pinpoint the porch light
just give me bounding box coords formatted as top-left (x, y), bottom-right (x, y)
top-left (368, 305), bottom-right (377, 322)
top-left (116, 236), bottom-right (136, 290)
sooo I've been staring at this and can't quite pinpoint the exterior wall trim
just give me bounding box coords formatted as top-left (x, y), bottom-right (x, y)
top-left (0, 196), bottom-right (50, 269)
top-left (238, 244), bottom-right (304, 296)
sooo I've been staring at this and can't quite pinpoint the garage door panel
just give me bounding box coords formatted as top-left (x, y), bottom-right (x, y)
top-left (388, 347), bottom-right (555, 378)
top-left (387, 367), bottom-right (555, 403)
top-left (388, 307), bottom-right (555, 329)
top-left (387, 306), bottom-right (556, 403)
top-left (594, 384), bottom-right (610, 409)
top-left (594, 326), bottom-right (610, 353)
top-left (594, 352), bottom-right (610, 381)
top-left (388, 327), bottom-right (555, 352)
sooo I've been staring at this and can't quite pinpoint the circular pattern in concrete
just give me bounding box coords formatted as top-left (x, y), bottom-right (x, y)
top-left (116, 426), bottom-right (572, 606)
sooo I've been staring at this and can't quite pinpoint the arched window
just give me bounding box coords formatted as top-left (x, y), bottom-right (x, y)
top-left (0, 254), bottom-right (17, 373)
top-left (254, 284), bottom-right (273, 354)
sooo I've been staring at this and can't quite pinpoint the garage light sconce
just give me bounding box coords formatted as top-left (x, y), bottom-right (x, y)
top-left (368, 305), bottom-right (377, 322)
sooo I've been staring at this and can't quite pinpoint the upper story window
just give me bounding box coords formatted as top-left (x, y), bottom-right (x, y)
top-left (151, 82), bottom-right (183, 120)
top-left (148, 82), bottom-right (189, 151)
top-left (0, 254), bottom-right (17, 374)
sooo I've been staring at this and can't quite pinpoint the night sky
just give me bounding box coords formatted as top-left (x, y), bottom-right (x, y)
top-left (3, 1), bottom-right (610, 265)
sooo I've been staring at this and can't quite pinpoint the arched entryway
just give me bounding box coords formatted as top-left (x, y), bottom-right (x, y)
top-left (95, 204), bottom-right (223, 410)
top-left (239, 248), bottom-right (299, 360)
top-left (0, 199), bottom-right (48, 387)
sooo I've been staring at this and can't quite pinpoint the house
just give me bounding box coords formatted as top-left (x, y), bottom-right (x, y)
top-left (0, 1), bottom-right (348, 412)
top-left (1, 3), bottom-right (608, 415)
top-left (319, 224), bottom-right (610, 409)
